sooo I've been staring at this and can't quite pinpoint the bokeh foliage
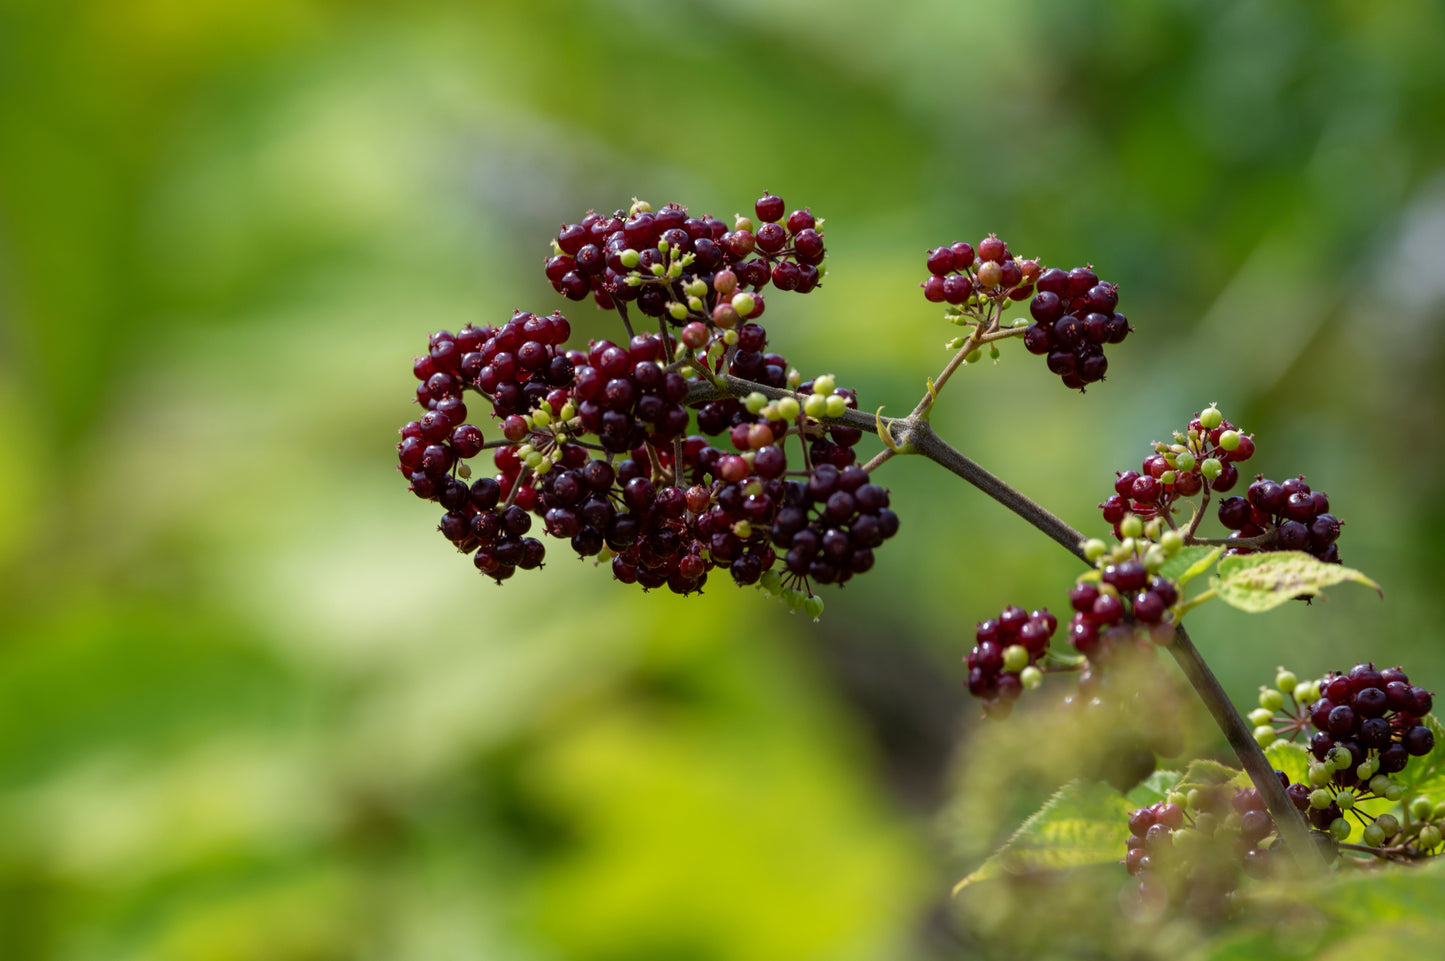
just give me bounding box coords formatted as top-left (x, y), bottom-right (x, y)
top-left (2, 1), bottom-right (1444, 958)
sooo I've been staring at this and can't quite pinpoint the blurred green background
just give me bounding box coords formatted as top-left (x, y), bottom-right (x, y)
top-left (3, 1), bottom-right (1444, 958)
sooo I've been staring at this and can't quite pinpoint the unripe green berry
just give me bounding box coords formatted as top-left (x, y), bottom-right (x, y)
top-left (1160, 530), bottom-right (1184, 555)
top-left (1362, 823), bottom-right (1386, 847)
top-left (457, 463), bottom-right (472, 480)
top-left (1218, 430), bottom-right (1241, 451)
top-left (1248, 708), bottom-right (1275, 727)
top-left (1187, 789), bottom-right (1205, 811)
top-left (532, 456), bottom-right (552, 475)
top-left (812, 374), bottom-right (836, 396)
top-left (1370, 775), bottom-right (1393, 797)
top-left (825, 395), bottom-right (847, 418)
top-left (803, 394), bottom-right (828, 419)
top-left (1200, 457), bottom-right (1222, 480)
top-left (1275, 668), bottom-right (1297, 694)
top-left (759, 571), bottom-right (783, 595)
top-left (1160, 470), bottom-right (1177, 485)
top-left (1330, 747), bottom-right (1353, 771)
top-left (1002, 644), bottom-right (1029, 673)
top-left (1375, 813), bottom-right (1400, 837)
top-left (1259, 688), bottom-right (1284, 712)
top-left (1434, 801), bottom-right (1445, 821)
top-left (1168, 791), bottom-right (1188, 809)
top-left (732, 292), bottom-right (756, 317)
top-left (744, 392), bottom-right (769, 414)
top-left (1194, 811), bottom-right (1218, 836)
top-left (685, 278), bottom-right (707, 298)
top-left (1310, 788), bottom-right (1334, 810)
top-left (1420, 825), bottom-right (1442, 849)
top-left (1296, 680), bottom-right (1321, 705)
top-left (1199, 406), bottom-right (1224, 430)
top-left (1174, 451), bottom-right (1197, 472)
top-left (776, 397), bottom-right (800, 420)
top-left (1083, 539), bottom-right (1108, 561)
top-left (668, 301), bottom-right (688, 320)
top-left (1386, 783), bottom-right (1406, 802)
top-left (620, 248), bottom-right (641, 268)
top-left (1329, 817), bottom-right (1352, 841)
top-left (1254, 725), bottom-right (1278, 747)
top-left (1336, 789), bottom-right (1356, 810)
top-left (1309, 763), bottom-right (1333, 787)
top-left (1120, 513), bottom-right (1143, 539)
top-left (688, 296), bottom-right (704, 312)
top-left (532, 408), bottom-right (551, 428)
top-left (1020, 665), bottom-right (1043, 690)
top-left (649, 262), bottom-right (666, 277)
top-left (1356, 758), bottom-right (1377, 781)
top-left (1412, 796), bottom-right (1434, 821)
top-left (804, 594), bottom-right (824, 621)
top-left (1144, 518), bottom-right (1163, 541)
top-left (667, 261), bottom-right (683, 278)
top-left (782, 588), bottom-right (805, 610)
top-left (1143, 546), bottom-right (1168, 573)
top-left (965, 348), bottom-right (982, 364)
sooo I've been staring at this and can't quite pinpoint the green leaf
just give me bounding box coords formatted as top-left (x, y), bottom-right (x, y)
top-left (1401, 713), bottom-right (1445, 795)
top-left (1264, 740), bottom-right (1310, 787)
top-left (1126, 769), bottom-right (1183, 807)
top-left (1159, 545), bottom-right (1222, 587)
top-left (952, 779), bottom-right (1131, 893)
top-left (1209, 551), bottom-right (1381, 613)
top-left (1174, 758), bottom-right (1242, 794)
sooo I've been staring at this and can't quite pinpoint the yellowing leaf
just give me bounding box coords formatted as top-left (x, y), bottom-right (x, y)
top-left (1210, 551), bottom-right (1381, 613)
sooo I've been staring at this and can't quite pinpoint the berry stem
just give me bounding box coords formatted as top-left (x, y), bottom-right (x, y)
top-left (1183, 482), bottom-right (1210, 542)
top-left (1190, 531), bottom-right (1278, 549)
top-left (615, 300), bottom-right (636, 340)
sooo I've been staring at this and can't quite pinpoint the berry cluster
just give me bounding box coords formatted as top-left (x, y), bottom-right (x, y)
top-left (1124, 779), bottom-right (1293, 916)
top-left (1096, 405), bottom-right (1346, 565)
top-left (1066, 560), bottom-right (1181, 659)
top-left (1303, 664), bottom-right (1434, 776)
top-left (398, 194), bottom-right (899, 611)
top-left (964, 605), bottom-right (1058, 717)
top-left (1100, 408), bottom-right (1251, 530)
top-left (1246, 664), bottom-right (1440, 855)
top-left (920, 234), bottom-right (1130, 392)
top-left (546, 194), bottom-right (824, 321)
top-left (1021, 265), bottom-right (1131, 390)
top-left (1218, 475), bottom-right (1342, 563)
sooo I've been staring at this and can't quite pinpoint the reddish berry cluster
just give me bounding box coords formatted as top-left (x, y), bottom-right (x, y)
top-left (921, 235), bottom-right (1131, 392)
top-left (1220, 475), bottom-right (1342, 563)
top-left (1100, 412), bottom-right (1251, 530)
top-left (546, 194), bottom-right (824, 319)
top-left (1066, 562), bottom-right (1180, 657)
top-left (398, 193), bottom-right (899, 605)
top-left (1021, 265), bottom-right (1130, 390)
top-left (921, 235), bottom-right (1040, 306)
top-left (1306, 663), bottom-right (1435, 780)
top-left (964, 605), bottom-right (1058, 717)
